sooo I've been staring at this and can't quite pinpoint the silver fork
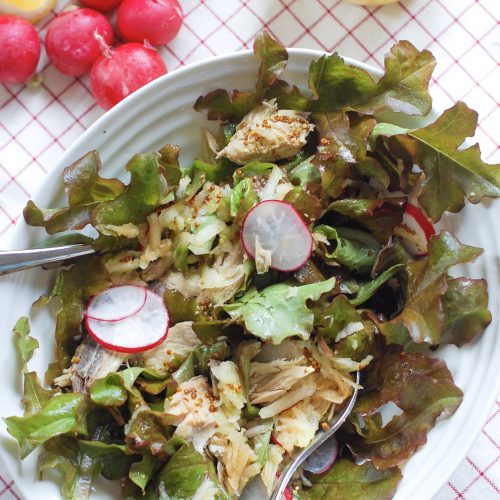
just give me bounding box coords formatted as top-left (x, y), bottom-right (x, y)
top-left (0, 244), bottom-right (95, 276)
top-left (270, 370), bottom-right (360, 500)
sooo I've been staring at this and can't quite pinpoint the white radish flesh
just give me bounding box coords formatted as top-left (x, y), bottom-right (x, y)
top-left (241, 200), bottom-right (313, 272)
top-left (394, 203), bottom-right (435, 257)
top-left (86, 289), bottom-right (169, 353)
top-left (85, 285), bottom-right (148, 322)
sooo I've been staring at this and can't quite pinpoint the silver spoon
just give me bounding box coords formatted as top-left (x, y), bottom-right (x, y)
top-left (0, 244), bottom-right (95, 276)
top-left (270, 370), bottom-right (360, 500)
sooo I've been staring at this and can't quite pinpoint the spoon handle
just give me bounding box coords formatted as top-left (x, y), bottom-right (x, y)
top-left (270, 370), bottom-right (360, 500)
top-left (0, 244), bottom-right (95, 276)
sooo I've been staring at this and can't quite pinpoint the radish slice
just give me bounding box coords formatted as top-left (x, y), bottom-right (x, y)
top-left (271, 433), bottom-right (284, 449)
top-left (283, 486), bottom-right (293, 500)
top-left (241, 200), bottom-right (313, 272)
top-left (85, 289), bottom-right (169, 353)
top-left (85, 285), bottom-right (148, 322)
top-left (394, 203), bottom-right (435, 257)
top-left (275, 473), bottom-right (294, 500)
top-left (302, 436), bottom-right (338, 474)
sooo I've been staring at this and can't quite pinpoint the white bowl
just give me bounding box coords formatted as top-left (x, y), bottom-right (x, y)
top-left (0, 48), bottom-right (498, 500)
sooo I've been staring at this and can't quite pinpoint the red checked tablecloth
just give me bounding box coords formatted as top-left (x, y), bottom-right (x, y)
top-left (0, 0), bottom-right (499, 498)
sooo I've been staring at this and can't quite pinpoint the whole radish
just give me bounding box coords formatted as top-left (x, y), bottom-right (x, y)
top-left (79, 0), bottom-right (122, 12)
top-left (117, 0), bottom-right (183, 46)
top-left (0, 15), bottom-right (40, 84)
top-left (90, 43), bottom-right (167, 110)
top-left (45, 8), bottom-right (114, 76)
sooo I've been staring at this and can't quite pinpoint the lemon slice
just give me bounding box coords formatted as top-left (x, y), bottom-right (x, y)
top-left (343, 0), bottom-right (399, 5)
top-left (0, 0), bottom-right (57, 23)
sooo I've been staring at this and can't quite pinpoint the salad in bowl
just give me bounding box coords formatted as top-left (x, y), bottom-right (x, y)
top-left (5, 32), bottom-right (500, 499)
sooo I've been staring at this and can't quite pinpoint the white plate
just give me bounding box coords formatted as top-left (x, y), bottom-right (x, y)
top-left (0, 49), bottom-right (499, 500)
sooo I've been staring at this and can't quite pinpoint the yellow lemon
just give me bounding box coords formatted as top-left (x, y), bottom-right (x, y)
top-left (0, 0), bottom-right (57, 23)
top-left (344, 0), bottom-right (399, 5)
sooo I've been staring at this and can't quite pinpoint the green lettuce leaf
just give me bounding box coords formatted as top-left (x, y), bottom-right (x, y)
top-left (135, 369), bottom-right (176, 396)
top-left (288, 156), bottom-right (321, 186)
top-left (121, 479), bottom-right (156, 500)
top-left (13, 317), bottom-right (37, 372)
top-left (300, 459), bottom-right (402, 500)
top-left (376, 102), bottom-right (500, 221)
top-left (347, 347), bottom-right (463, 468)
top-left (254, 30), bottom-right (288, 94)
top-left (125, 410), bottom-right (180, 460)
top-left (293, 259), bottom-right (327, 285)
top-left (315, 295), bottom-right (380, 361)
top-left (336, 319), bottom-right (380, 362)
top-left (129, 452), bottom-right (157, 492)
top-left (372, 237), bottom-right (412, 276)
top-left (440, 277), bottom-right (491, 346)
top-left (315, 225), bottom-right (380, 274)
top-left (194, 31), bottom-right (288, 121)
top-left (173, 244), bottom-right (189, 272)
top-left (379, 232), bottom-right (483, 346)
top-left (235, 341), bottom-right (261, 419)
top-left (190, 158), bottom-right (234, 184)
top-left (5, 393), bottom-right (91, 459)
top-left (39, 436), bottom-right (137, 500)
top-left (49, 257), bottom-right (111, 380)
top-left (359, 41), bottom-right (435, 115)
top-left (79, 439), bottom-right (137, 480)
top-left (233, 161), bottom-right (276, 183)
top-left (355, 157), bottom-right (391, 189)
top-left (64, 151), bottom-right (125, 205)
top-left (224, 278), bottom-right (335, 344)
top-left (315, 294), bottom-right (359, 338)
top-left (314, 112), bottom-right (376, 198)
top-left (308, 41), bottom-right (435, 115)
top-left (39, 436), bottom-right (100, 500)
top-left (283, 187), bottom-right (323, 224)
top-left (192, 320), bottom-right (241, 346)
top-left (172, 341), bottom-right (230, 385)
top-left (163, 290), bottom-right (199, 324)
top-left (157, 443), bottom-right (208, 499)
top-left (251, 419), bottom-right (274, 466)
top-left (13, 317), bottom-right (59, 416)
top-left (23, 151), bottom-right (125, 234)
top-left (22, 372), bottom-right (58, 415)
top-left (158, 144), bottom-right (182, 186)
top-left (264, 79), bottom-right (310, 111)
top-left (351, 264), bottom-right (405, 307)
top-left (89, 367), bottom-right (144, 407)
top-left (33, 233), bottom-right (94, 249)
top-left (326, 197), bottom-right (406, 243)
top-left (92, 153), bottom-right (162, 226)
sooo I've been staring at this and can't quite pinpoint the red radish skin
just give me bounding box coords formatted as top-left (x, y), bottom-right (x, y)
top-left (45, 8), bottom-right (114, 77)
top-left (80, 0), bottom-right (123, 12)
top-left (241, 200), bottom-right (313, 272)
top-left (302, 436), bottom-right (338, 475)
top-left (283, 486), bottom-right (293, 500)
top-left (0, 16), bottom-right (40, 84)
top-left (395, 203), bottom-right (435, 257)
top-left (271, 433), bottom-right (284, 449)
top-left (85, 289), bottom-right (169, 353)
top-left (85, 285), bottom-right (148, 322)
top-left (275, 473), bottom-right (294, 500)
top-left (117, 0), bottom-right (183, 46)
top-left (405, 203), bottom-right (435, 241)
top-left (90, 43), bottom-right (167, 110)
